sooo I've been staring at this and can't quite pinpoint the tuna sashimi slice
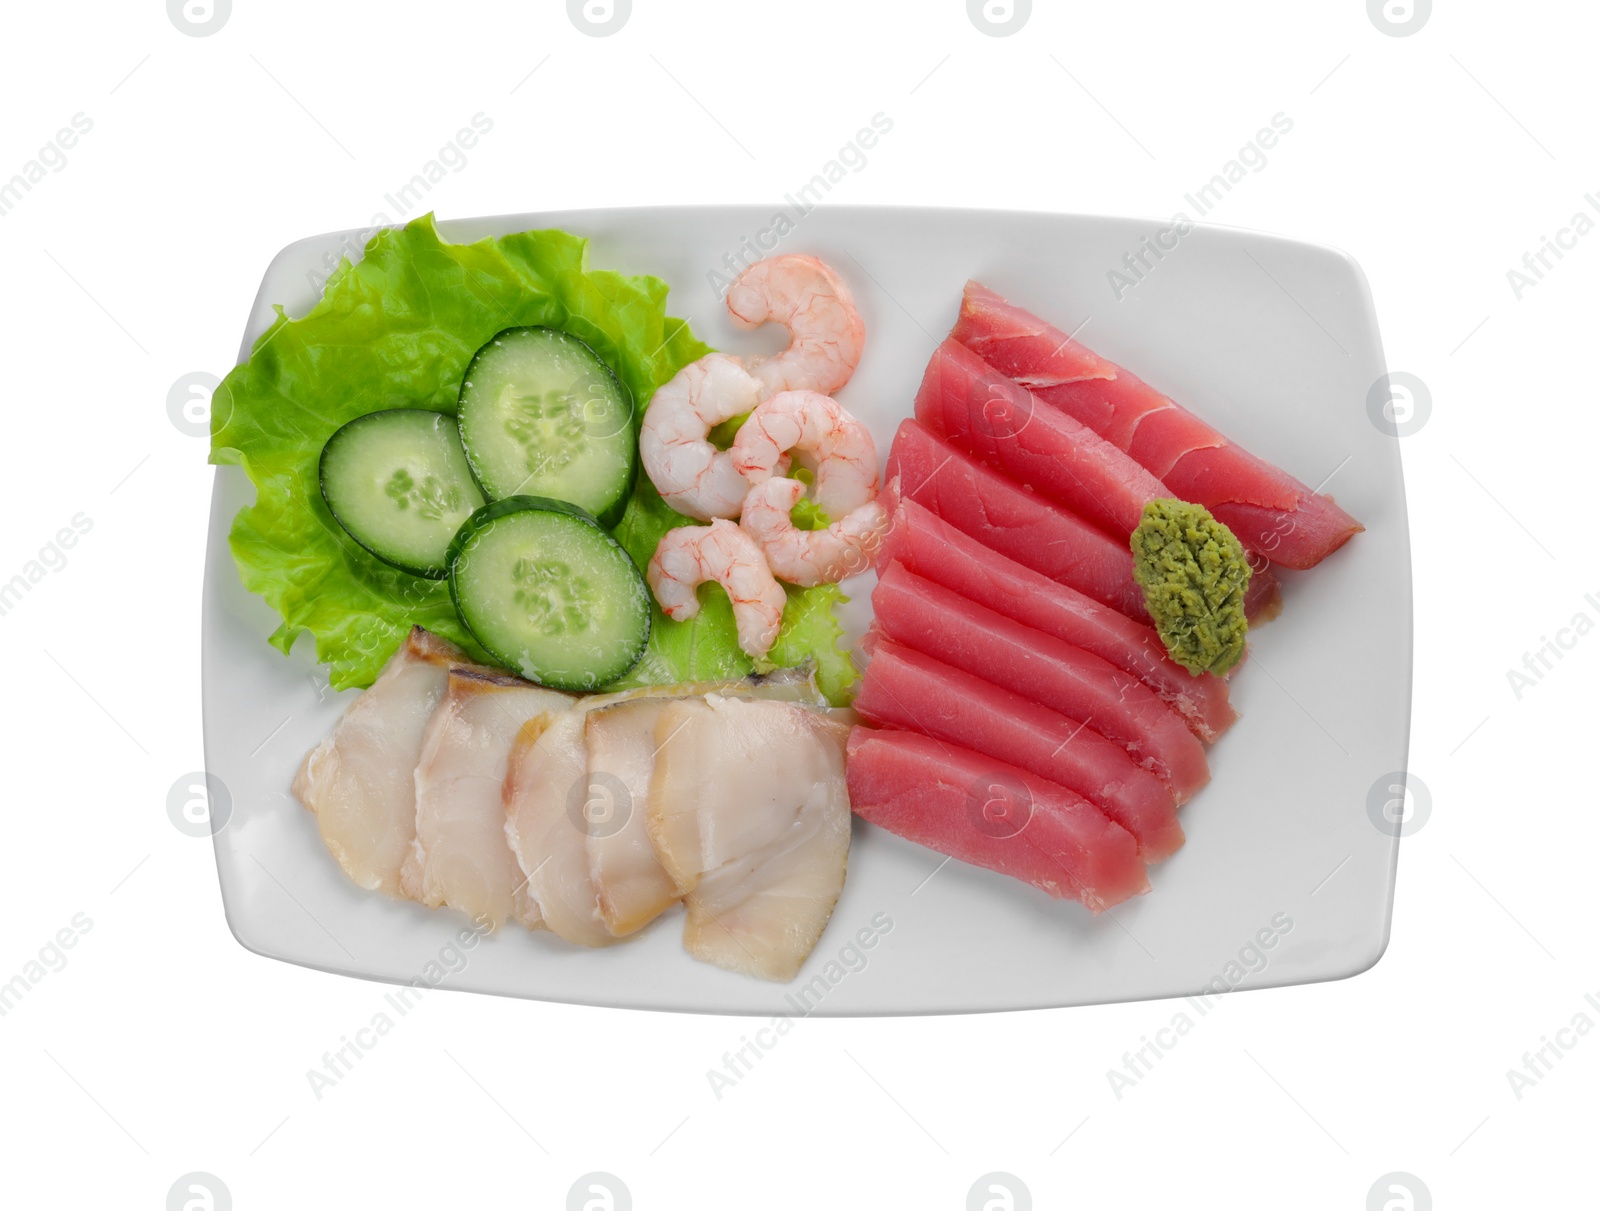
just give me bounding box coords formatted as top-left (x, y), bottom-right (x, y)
top-left (855, 637), bottom-right (1184, 861)
top-left (876, 498), bottom-right (1236, 742)
top-left (872, 562), bottom-right (1210, 802)
top-left (845, 728), bottom-right (1149, 911)
top-left (1204, 498), bottom-right (1362, 577)
top-left (885, 419), bottom-right (1279, 624)
top-left (886, 418), bottom-right (1146, 619)
top-left (915, 337), bottom-right (1170, 540)
top-left (952, 280), bottom-right (1363, 569)
top-left (1244, 555), bottom-right (1283, 622)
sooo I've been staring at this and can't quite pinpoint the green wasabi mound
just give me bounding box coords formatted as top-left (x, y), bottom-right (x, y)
top-left (1130, 499), bottom-right (1251, 676)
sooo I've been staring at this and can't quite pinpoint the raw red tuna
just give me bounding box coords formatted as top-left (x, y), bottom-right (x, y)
top-left (886, 418), bottom-right (1146, 619)
top-left (915, 337), bottom-right (1169, 540)
top-left (952, 280), bottom-right (1363, 570)
top-left (872, 562), bottom-right (1210, 802)
top-left (1242, 551), bottom-right (1283, 622)
top-left (876, 498), bottom-right (1236, 742)
top-left (854, 637), bottom-right (1185, 861)
top-left (885, 419), bottom-right (1279, 624)
top-left (845, 727), bottom-right (1149, 911)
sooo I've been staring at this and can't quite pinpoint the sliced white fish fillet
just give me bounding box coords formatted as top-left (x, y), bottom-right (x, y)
top-left (649, 696), bottom-right (851, 982)
top-left (400, 666), bottom-right (570, 929)
top-left (292, 627), bottom-right (463, 897)
top-left (503, 691), bottom-right (634, 949)
top-left (585, 698), bottom-right (684, 937)
top-left (503, 668), bottom-right (828, 947)
top-left (503, 683), bottom-right (703, 948)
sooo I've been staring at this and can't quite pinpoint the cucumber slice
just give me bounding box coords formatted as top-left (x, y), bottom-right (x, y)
top-left (449, 497), bottom-right (651, 691)
top-left (457, 327), bottom-right (636, 526)
top-left (319, 409), bottom-right (486, 577)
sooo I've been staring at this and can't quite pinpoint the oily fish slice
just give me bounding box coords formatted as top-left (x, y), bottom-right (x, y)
top-left (584, 697), bottom-right (688, 937)
top-left (503, 668), bottom-right (826, 947)
top-left (401, 665), bottom-right (573, 930)
top-left (293, 627), bottom-right (464, 899)
top-left (649, 696), bottom-right (852, 983)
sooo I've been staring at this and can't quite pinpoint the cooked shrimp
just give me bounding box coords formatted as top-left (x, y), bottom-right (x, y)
top-left (730, 389), bottom-right (880, 519)
top-left (727, 255), bottom-right (865, 398)
top-left (740, 477), bottom-right (888, 587)
top-left (647, 520), bottom-right (787, 659)
top-left (640, 354), bottom-right (765, 521)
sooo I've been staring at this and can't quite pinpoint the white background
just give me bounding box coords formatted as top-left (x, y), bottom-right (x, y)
top-left (0, 1), bottom-right (1592, 1207)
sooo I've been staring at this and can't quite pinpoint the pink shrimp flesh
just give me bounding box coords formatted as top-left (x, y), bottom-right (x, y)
top-left (726, 255), bottom-right (866, 398)
top-left (729, 389), bottom-right (880, 519)
top-left (740, 476), bottom-right (889, 587)
top-left (640, 354), bottom-right (764, 521)
top-left (646, 519), bottom-right (788, 659)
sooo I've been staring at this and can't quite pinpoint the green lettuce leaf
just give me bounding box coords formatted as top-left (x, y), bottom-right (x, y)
top-left (211, 214), bottom-right (858, 703)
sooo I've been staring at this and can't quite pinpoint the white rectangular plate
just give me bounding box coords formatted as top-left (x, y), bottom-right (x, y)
top-left (203, 206), bottom-right (1411, 1015)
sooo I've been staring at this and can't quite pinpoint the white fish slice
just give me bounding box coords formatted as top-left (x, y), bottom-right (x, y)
top-left (503, 689), bottom-right (639, 949)
top-left (649, 695), bottom-right (851, 982)
top-left (504, 667), bottom-right (828, 947)
top-left (400, 665), bottom-right (571, 930)
top-left (585, 697), bottom-right (684, 938)
top-left (292, 628), bottom-right (464, 898)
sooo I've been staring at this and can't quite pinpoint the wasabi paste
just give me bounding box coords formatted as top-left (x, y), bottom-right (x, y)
top-left (1130, 499), bottom-right (1251, 676)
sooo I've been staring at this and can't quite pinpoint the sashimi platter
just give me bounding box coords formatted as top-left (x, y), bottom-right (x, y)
top-left (203, 209), bottom-right (1411, 1014)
